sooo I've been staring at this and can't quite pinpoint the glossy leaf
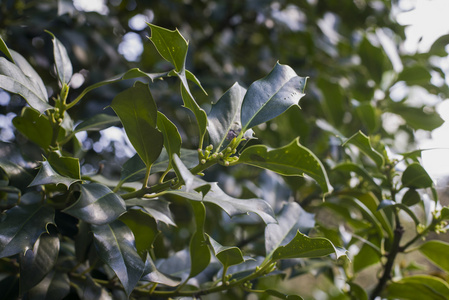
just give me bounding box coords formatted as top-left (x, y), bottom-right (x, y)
top-left (0, 204), bottom-right (55, 258)
top-left (46, 31), bottom-right (72, 85)
top-left (272, 231), bottom-right (347, 260)
top-left (47, 152), bottom-right (80, 179)
top-left (20, 231), bottom-right (60, 293)
top-left (73, 113), bottom-right (120, 133)
top-left (110, 81), bottom-right (163, 167)
top-left (157, 111), bottom-right (181, 170)
top-left (0, 36), bottom-right (14, 62)
top-left (419, 241), bottom-right (449, 273)
top-left (29, 161), bottom-right (79, 188)
top-left (189, 201), bottom-right (211, 278)
top-left (171, 154), bottom-right (276, 224)
top-left (71, 275), bottom-right (107, 300)
top-left (12, 107), bottom-right (53, 149)
top-left (92, 220), bottom-right (145, 296)
top-left (402, 163), bottom-right (434, 189)
top-left (148, 24), bottom-right (188, 72)
top-left (207, 82), bottom-right (247, 151)
top-left (241, 62), bottom-right (307, 131)
top-left (141, 254), bottom-right (181, 286)
top-left (125, 198), bottom-right (175, 227)
top-left (0, 57), bottom-right (51, 113)
top-left (402, 188), bottom-right (421, 206)
top-left (27, 271), bottom-right (70, 300)
top-left (120, 209), bottom-right (159, 259)
top-left (343, 131), bottom-right (384, 167)
top-left (386, 275), bottom-right (449, 300)
top-left (265, 202), bottom-right (315, 259)
top-left (239, 138), bottom-right (332, 194)
top-left (63, 183), bottom-right (126, 225)
top-left (208, 235), bottom-right (244, 268)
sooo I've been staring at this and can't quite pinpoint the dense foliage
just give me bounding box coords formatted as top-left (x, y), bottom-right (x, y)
top-left (1, 1), bottom-right (449, 299)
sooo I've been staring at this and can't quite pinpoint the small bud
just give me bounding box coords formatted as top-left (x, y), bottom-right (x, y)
top-left (206, 144), bottom-right (213, 151)
top-left (224, 161), bottom-right (230, 166)
top-left (232, 149), bottom-right (236, 154)
top-left (201, 159), bottom-right (206, 164)
top-left (226, 147), bottom-right (232, 153)
top-left (212, 153), bottom-right (218, 159)
top-left (205, 150), bottom-right (210, 157)
top-left (219, 153), bottom-right (224, 158)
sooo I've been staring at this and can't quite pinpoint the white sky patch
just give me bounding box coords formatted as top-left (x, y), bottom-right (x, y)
top-left (73, 0), bottom-right (108, 15)
top-left (118, 32), bottom-right (144, 62)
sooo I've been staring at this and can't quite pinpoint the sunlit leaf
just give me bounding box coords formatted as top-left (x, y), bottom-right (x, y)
top-left (0, 204), bottom-right (55, 258)
top-left (141, 254), bottom-right (181, 286)
top-left (92, 220), bottom-right (145, 296)
top-left (239, 138), bottom-right (332, 194)
top-left (125, 198), bottom-right (175, 227)
top-left (47, 152), bottom-right (80, 179)
top-left (419, 241), bottom-right (449, 273)
top-left (46, 31), bottom-right (72, 85)
top-left (241, 62), bottom-right (307, 131)
top-left (63, 183), bottom-right (126, 225)
top-left (27, 270), bottom-right (70, 300)
top-left (343, 131), bottom-right (384, 167)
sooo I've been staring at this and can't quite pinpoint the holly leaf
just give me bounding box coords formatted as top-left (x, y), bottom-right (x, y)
top-left (188, 201), bottom-right (211, 278)
top-left (241, 62), bottom-right (307, 131)
top-left (141, 254), bottom-right (181, 286)
top-left (343, 131), bottom-right (385, 167)
top-left (125, 198), bottom-right (176, 227)
top-left (27, 271), bottom-right (70, 300)
top-left (29, 161), bottom-right (79, 188)
top-left (419, 241), bottom-right (449, 273)
top-left (63, 183), bottom-right (126, 225)
top-left (157, 111), bottom-right (182, 171)
top-left (401, 163), bottom-right (434, 189)
top-left (73, 114), bottom-right (120, 133)
top-left (0, 204), bottom-right (55, 258)
top-left (386, 275), bottom-right (449, 300)
top-left (46, 31), bottom-right (72, 85)
top-left (208, 235), bottom-right (244, 269)
top-left (239, 138), bottom-right (332, 194)
top-left (92, 220), bottom-right (145, 296)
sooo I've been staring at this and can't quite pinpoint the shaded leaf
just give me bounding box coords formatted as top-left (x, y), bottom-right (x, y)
top-left (171, 155), bottom-right (275, 224)
top-left (141, 254), bottom-right (181, 286)
top-left (316, 78), bottom-right (345, 127)
top-left (63, 183), bottom-right (125, 225)
top-left (388, 103), bottom-right (444, 131)
top-left (207, 82), bottom-right (247, 151)
top-left (332, 162), bottom-right (380, 190)
top-left (110, 81), bottom-right (163, 167)
top-left (120, 209), bottom-right (159, 259)
top-left (343, 131), bottom-right (384, 167)
top-left (125, 198), bottom-right (175, 227)
top-left (46, 31), bottom-right (72, 85)
top-left (189, 201), bottom-right (211, 278)
top-left (347, 282), bottom-right (368, 300)
top-left (0, 204), bottom-right (55, 258)
top-left (241, 62), bottom-right (307, 131)
top-left (157, 111), bottom-right (181, 170)
top-left (419, 241), bottom-right (449, 273)
top-left (47, 152), bottom-right (80, 179)
top-left (272, 231), bottom-right (347, 260)
top-left (92, 220), bottom-right (145, 296)
top-left (208, 235), bottom-right (244, 269)
top-left (265, 202), bottom-right (315, 259)
top-left (402, 189), bottom-right (421, 206)
top-left (73, 114), bottom-right (120, 133)
top-left (12, 107), bottom-right (53, 149)
top-left (27, 271), bottom-right (70, 300)
top-left (386, 275), bottom-right (449, 300)
top-left (265, 290), bottom-right (303, 300)
top-left (402, 163), bottom-right (434, 189)
top-left (29, 161), bottom-right (79, 188)
top-left (398, 65), bottom-right (431, 86)
top-left (0, 57), bottom-right (51, 113)
top-left (239, 138), bottom-right (332, 194)
top-left (20, 231), bottom-right (60, 293)
top-left (0, 36), bottom-right (14, 62)
top-left (355, 101), bottom-right (379, 133)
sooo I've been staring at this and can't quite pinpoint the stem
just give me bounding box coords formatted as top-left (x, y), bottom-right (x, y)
top-left (369, 213), bottom-right (404, 300)
top-left (143, 165), bottom-right (151, 188)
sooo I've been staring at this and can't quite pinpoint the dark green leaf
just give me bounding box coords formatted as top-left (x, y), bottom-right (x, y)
top-left (189, 201), bottom-right (211, 278)
top-left (419, 241), bottom-right (449, 273)
top-left (265, 202), bottom-right (315, 259)
top-left (402, 188), bottom-right (421, 206)
top-left (20, 231), bottom-right (60, 293)
top-left (272, 231), bottom-right (347, 260)
top-left (92, 220), bottom-right (145, 296)
top-left (0, 36), bottom-right (14, 62)
top-left (47, 152), bottom-right (80, 179)
top-left (207, 82), bottom-right (247, 151)
top-left (29, 161), bottom-right (79, 188)
top-left (125, 198), bottom-right (175, 227)
top-left (157, 111), bottom-right (181, 170)
top-left (63, 183), bottom-right (126, 225)
top-left (355, 102), bottom-right (379, 133)
top-left (71, 274), bottom-right (105, 300)
top-left (239, 138), bottom-right (332, 194)
top-left (148, 24), bottom-right (188, 72)
top-left (46, 31), bottom-right (72, 85)
top-left (0, 159), bottom-right (35, 191)
top-left (398, 65), bottom-right (432, 86)
top-left (316, 78), bottom-right (345, 127)
top-left (332, 162), bottom-right (380, 190)
top-left (241, 62), bottom-right (307, 131)
top-left (0, 276), bottom-right (19, 300)
top-left (402, 163), bottom-right (434, 189)
top-left (0, 57), bottom-right (51, 113)
top-left (171, 155), bottom-right (276, 224)
top-left (429, 34), bottom-right (449, 57)
top-left (120, 209), bottom-right (159, 259)
top-left (12, 107), bottom-right (52, 149)
top-left (388, 103), bottom-right (444, 131)
top-left (353, 235), bottom-right (382, 272)
top-left (343, 131), bottom-right (384, 167)
top-left (359, 36), bottom-right (390, 84)
top-left (27, 271), bottom-right (70, 300)
top-left (386, 275), bottom-right (449, 300)
top-left (73, 114), bottom-right (120, 133)
top-left (208, 235), bottom-right (244, 268)
top-left (0, 204), bottom-right (55, 258)
top-left (265, 289), bottom-right (304, 300)
top-left (141, 254), bottom-right (181, 286)
top-left (347, 282), bottom-right (368, 300)
top-left (110, 81), bottom-right (163, 167)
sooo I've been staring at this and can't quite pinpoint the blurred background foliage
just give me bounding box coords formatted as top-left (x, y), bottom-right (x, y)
top-left (1, 0), bottom-right (448, 298)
